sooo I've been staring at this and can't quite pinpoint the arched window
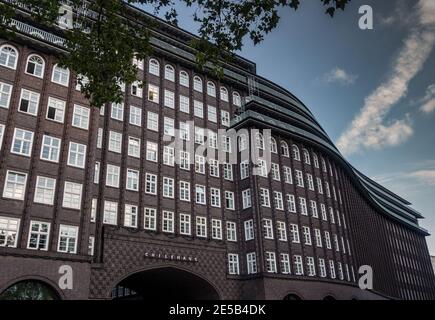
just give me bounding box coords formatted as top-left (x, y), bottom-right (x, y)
top-left (51, 64), bottom-right (70, 86)
top-left (313, 153), bottom-right (319, 168)
top-left (25, 54), bottom-right (44, 78)
top-left (281, 141), bottom-right (289, 157)
top-left (0, 280), bottom-right (60, 300)
top-left (0, 45), bottom-right (18, 69)
top-left (303, 148), bottom-right (311, 165)
top-left (270, 137), bottom-right (277, 153)
top-left (220, 87), bottom-right (229, 102)
top-left (256, 133), bottom-right (264, 150)
top-left (148, 58), bottom-right (160, 76)
top-left (238, 134), bottom-right (247, 151)
top-left (322, 158), bottom-right (327, 172)
top-left (164, 64), bottom-right (175, 82)
top-left (193, 76), bottom-right (203, 92)
top-left (292, 144), bottom-right (300, 161)
top-left (207, 81), bottom-right (216, 97)
top-left (179, 71), bottom-right (189, 87)
top-left (232, 91), bottom-right (242, 107)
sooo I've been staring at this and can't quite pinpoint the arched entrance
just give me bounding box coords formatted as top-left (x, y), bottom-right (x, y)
top-left (0, 280), bottom-right (60, 300)
top-left (283, 293), bottom-right (302, 300)
top-left (111, 267), bottom-right (220, 300)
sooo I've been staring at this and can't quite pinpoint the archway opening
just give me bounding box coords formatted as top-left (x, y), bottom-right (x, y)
top-left (111, 267), bottom-right (220, 300)
top-left (323, 295), bottom-right (337, 301)
top-left (283, 293), bottom-right (302, 300)
top-left (0, 280), bottom-right (60, 300)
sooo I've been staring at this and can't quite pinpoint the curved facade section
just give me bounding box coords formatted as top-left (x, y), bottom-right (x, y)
top-left (0, 2), bottom-right (434, 300)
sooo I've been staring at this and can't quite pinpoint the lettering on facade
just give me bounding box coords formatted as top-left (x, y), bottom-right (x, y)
top-left (144, 251), bottom-right (199, 263)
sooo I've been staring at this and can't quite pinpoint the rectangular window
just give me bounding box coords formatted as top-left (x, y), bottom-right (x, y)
top-left (163, 146), bottom-right (174, 166)
top-left (97, 128), bottom-right (103, 149)
top-left (226, 221), bottom-right (237, 242)
top-left (72, 104), bottom-right (90, 130)
top-left (260, 188), bottom-right (270, 207)
top-left (225, 191), bottom-right (235, 210)
top-left (333, 234), bottom-right (340, 252)
top-left (111, 102), bottom-right (124, 121)
top-left (247, 252), bottom-right (257, 274)
top-left (321, 203), bottom-right (327, 221)
top-left (329, 260), bottom-right (336, 279)
top-left (129, 105), bottom-right (142, 126)
top-left (274, 191), bottom-right (284, 210)
top-left (0, 216), bottom-right (20, 247)
top-left (263, 219), bottom-right (274, 239)
top-left (209, 159), bottom-right (219, 177)
top-left (11, 128), bottom-right (34, 157)
top-left (303, 226), bottom-right (312, 245)
top-left (57, 225), bottom-right (78, 254)
top-left (67, 142), bottom-right (87, 168)
top-left (148, 84), bottom-right (159, 103)
top-left (18, 89), bottom-right (40, 116)
top-left (294, 255), bottom-right (304, 275)
top-left (277, 221), bottom-right (287, 241)
top-left (329, 207), bottom-right (336, 224)
top-left (299, 197), bottom-right (308, 215)
top-left (0, 124), bottom-right (4, 150)
top-left (40, 135), bottom-right (61, 162)
top-left (109, 131), bottom-right (122, 153)
top-left (271, 163), bottom-right (280, 181)
top-left (195, 185), bottom-right (206, 205)
top-left (287, 194), bottom-right (297, 213)
top-left (46, 97), bottom-right (65, 123)
top-left (179, 122), bottom-right (190, 141)
top-left (258, 159), bottom-right (268, 177)
top-left (91, 199), bottom-right (97, 222)
top-left (228, 254), bottom-right (240, 275)
top-left (325, 231), bottom-right (332, 249)
top-left (210, 188), bottom-right (221, 207)
top-left (317, 177), bottom-right (323, 194)
top-left (145, 173), bottom-right (157, 194)
top-left (27, 221), bottom-right (50, 250)
top-left (162, 177), bottom-right (174, 198)
top-left (94, 162), bottom-right (100, 184)
top-left (266, 252), bottom-right (277, 273)
top-left (242, 189), bottom-right (252, 209)
top-left (179, 213), bottom-right (191, 235)
top-left (196, 216), bottom-right (207, 238)
top-left (3, 171), bottom-right (27, 200)
top-left (283, 167), bottom-right (293, 184)
top-left (295, 170), bottom-right (304, 187)
top-left (128, 137), bottom-right (141, 158)
top-left (88, 236), bottom-right (95, 256)
top-left (106, 164), bottom-right (120, 188)
top-left (179, 181), bottom-right (191, 202)
top-left (240, 161), bottom-right (250, 180)
top-left (163, 90), bottom-right (175, 109)
top-left (124, 204), bottom-right (138, 228)
top-left (280, 253), bottom-right (291, 274)
top-left (212, 219), bottom-right (222, 240)
top-left (221, 110), bottom-right (230, 126)
top-left (194, 100), bottom-right (203, 118)
top-left (0, 82), bottom-right (12, 109)
top-left (62, 181), bottom-right (82, 209)
top-left (223, 164), bottom-right (233, 181)
top-left (163, 117), bottom-right (174, 136)
top-left (126, 169), bottom-right (139, 191)
top-left (179, 94), bottom-right (189, 113)
top-left (147, 111), bottom-right (159, 131)
top-left (290, 224), bottom-right (300, 243)
top-left (131, 82), bottom-right (143, 98)
top-left (310, 200), bottom-right (318, 218)
top-left (194, 127), bottom-right (205, 145)
top-left (195, 155), bottom-right (205, 174)
top-left (306, 173), bottom-right (314, 191)
top-left (179, 151), bottom-right (190, 170)
top-left (319, 258), bottom-right (327, 278)
top-left (34, 176), bottom-right (56, 205)
top-left (208, 130), bottom-right (218, 149)
top-left (144, 207), bottom-right (157, 230)
top-left (207, 105), bottom-right (217, 123)
top-left (244, 220), bottom-right (254, 241)
top-left (146, 141), bottom-right (158, 162)
top-left (162, 211), bottom-right (174, 233)
top-left (307, 257), bottom-right (316, 276)
top-left (315, 229), bottom-right (323, 247)
top-left (103, 201), bottom-right (118, 225)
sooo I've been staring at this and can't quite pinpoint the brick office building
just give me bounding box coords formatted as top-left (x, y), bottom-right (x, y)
top-left (0, 2), bottom-right (434, 300)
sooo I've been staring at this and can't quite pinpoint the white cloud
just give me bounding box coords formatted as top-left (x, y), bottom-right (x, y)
top-left (321, 67), bottom-right (357, 86)
top-left (419, 84), bottom-right (435, 113)
top-left (337, 0), bottom-right (435, 156)
top-left (407, 170), bottom-right (435, 186)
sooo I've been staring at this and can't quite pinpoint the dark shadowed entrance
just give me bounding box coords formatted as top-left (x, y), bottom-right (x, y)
top-left (111, 267), bottom-right (220, 300)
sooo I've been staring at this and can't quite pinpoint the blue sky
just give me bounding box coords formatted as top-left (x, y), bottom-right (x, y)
top-left (137, 0), bottom-right (435, 254)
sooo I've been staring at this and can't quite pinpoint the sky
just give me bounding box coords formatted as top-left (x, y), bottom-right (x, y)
top-left (137, 0), bottom-right (435, 254)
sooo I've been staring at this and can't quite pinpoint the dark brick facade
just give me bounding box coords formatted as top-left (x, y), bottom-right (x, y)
top-left (1, 6), bottom-right (434, 300)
